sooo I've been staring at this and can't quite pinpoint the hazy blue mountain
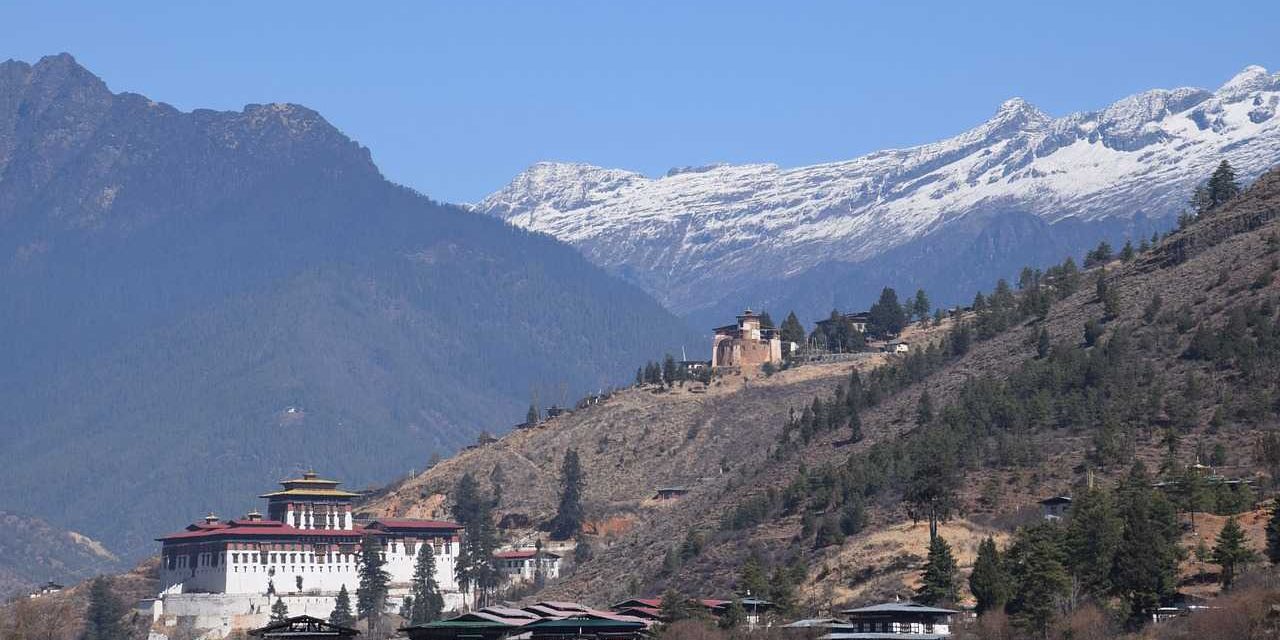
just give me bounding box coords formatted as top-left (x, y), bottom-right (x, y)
top-left (0, 54), bottom-right (699, 563)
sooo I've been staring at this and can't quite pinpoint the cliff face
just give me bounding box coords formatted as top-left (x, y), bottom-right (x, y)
top-left (0, 54), bottom-right (699, 565)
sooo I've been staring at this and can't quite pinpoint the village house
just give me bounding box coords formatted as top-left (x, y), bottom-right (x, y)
top-left (1039, 496), bottom-right (1072, 521)
top-left (711, 310), bottom-right (784, 370)
top-left (402, 601), bottom-right (650, 640)
top-left (249, 615), bottom-right (358, 640)
top-left (815, 311), bottom-right (871, 335)
top-left (653, 486), bottom-right (690, 501)
top-left (153, 470), bottom-right (465, 633)
top-left (826, 602), bottom-right (959, 639)
top-left (884, 341), bottom-right (909, 354)
top-left (494, 548), bottom-right (562, 583)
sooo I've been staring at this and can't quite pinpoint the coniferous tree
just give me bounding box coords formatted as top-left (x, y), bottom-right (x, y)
top-left (357, 535), bottom-right (391, 635)
top-left (659, 588), bottom-right (690, 622)
top-left (271, 597), bottom-right (289, 623)
top-left (1006, 524), bottom-right (1069, 638)
top-left (550, 448), bottom-right (586, 540)
top-left (913, 289), bottom-right (931, 323)
top-left (1212, 516), bottom-right (1255, 590)
top-left (81, 576), bottom-right (128, 640)
top-left (718, 597), bottom-right (747, 630)
top-left (916, 535), bottom-right (959, 606)
top-left (867, 287), bottom-right (907, 337)
top-left (969, 537), bottom-right (1009, 615)
top-left (916, 390), bottom-right (934, 426)
top-left (1036, 327), bottom-right (1051, 359)
top-left (526, 403), bottom-right (540, 425)
top-left (1120, 239), bottom-right (1135, 262)
top-left (1266, 497), bottom-right (1280, 564)
top-left (1208, 160), bottom-right (1241, 208)
top-left (409, 543), bottom-right (444, 625)
top-left (780, 311), bottom-right (806, 344)
top-left (1064, 487), bottom-right (1122, 600)
top-left (398, 596), bottom-right (413, 621)
top-left (452, 473), bottom-right (499, 608)
top-left (662, 354), bottom-right (677, 386)
top-left (1111, 462), bottom-right (1180, 623)
top-left (330, 584), bottom-right (356, 627)
top-left (738, 555), bottom-right (771, 599)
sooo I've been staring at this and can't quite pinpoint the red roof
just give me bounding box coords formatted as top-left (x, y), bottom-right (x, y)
top-left (615, 606), bottom-right (662, 619)
top-left (612, 598), bottom-right (661, 610)
top-left (365, 518), bottom-right (463, 531)
top-left (157, 519), bottom-right (363, 542)
top-left (159, 516), bottom-right (464, 543)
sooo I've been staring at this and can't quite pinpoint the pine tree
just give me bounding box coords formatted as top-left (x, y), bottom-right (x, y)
top-left (738, 555), bottom-right (771, 599)
top-left (398, 596), bottom-right (413, 620)
top-left (1036, 327), bottom-right (1051, 359)
top-left (1111, 462), bottom-right (1180, 623)
top-left (452, 472), bottom-right (499, 608)
top-left (718, 597), bottom-right (747, 630)
top-left (1266, 497), bottom-right (1280, 564)
top-left (1120, 239), bottom-right (1135, 262)
top-left (779, 311), bottom-right (806, 346)
top-left (662, 354), bottom-right (677, 386)
top-left (1208, 160), bottom-right (1241, 208)
top-left (867, 287), bottom-right (907, 337)
top-left (913, 289), bottom-right (931, 324)
top-left (330, 584), bottom-right (356, 627)
top-left (357, 535), bottom-right (391, 635)
top-left (1064, 487), bottom-right (1122, 599)
top-left (526, 403), bottom-right (540, 425)
top-left (916, 390), bottom-right (934, 426)
top-left (916, 535), bottom-right (959, 606)
top-left (271, 597), bottom-right (289, 623)
top-left (1007, 524), bottom-right (1069, 638)
top-left (81, 576), bottom-right (128, 640)
top-left (409, 543), bottom-right (444, 624)
top-left (550, 448), bottom-right (586, 540)
top-left (659, 588), bottom-right (690, 622)
top-left (969, 537), bottom-right (1010, 615)
top-left (1212, 516), bottom-right (1255, 590)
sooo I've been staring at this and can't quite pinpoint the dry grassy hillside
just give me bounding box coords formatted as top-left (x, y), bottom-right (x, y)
top-left (552, 167), bottom-right (1280, 609)
top-left (364, 350), bottom-right (912, 526)
top-left (357, 169), bottom-right (1280, 616)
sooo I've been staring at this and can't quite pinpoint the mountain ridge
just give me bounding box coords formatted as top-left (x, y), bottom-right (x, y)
top-left (0, 53), bottom-right (700, 572)
top-left (473, 65), bottom-right (1280, 323)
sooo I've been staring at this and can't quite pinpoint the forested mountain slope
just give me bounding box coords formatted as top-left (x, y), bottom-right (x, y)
top-left (0, 53), bottom-right (699, 569)
top-left (378, 165), bottom-right (1280, 611)
top-left (0, 512), bottom-right (121, 599)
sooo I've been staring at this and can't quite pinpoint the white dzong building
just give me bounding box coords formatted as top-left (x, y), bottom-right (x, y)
top-left (154, 471), bottom-right (464, 634)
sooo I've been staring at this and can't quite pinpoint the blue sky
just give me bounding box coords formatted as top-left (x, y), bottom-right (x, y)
top-left (3, 1), bottom-right (1278, 203)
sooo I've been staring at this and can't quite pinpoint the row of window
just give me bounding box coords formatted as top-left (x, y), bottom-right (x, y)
top-left (231, 565), bottom-right (353, 574)
top-left (165, 541), bottom-right (456, 571)
top-left (846, 622), bottom-right (938, 634)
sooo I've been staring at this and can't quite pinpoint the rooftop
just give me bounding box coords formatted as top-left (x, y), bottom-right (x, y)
top-left (841, 602), bottom-right (959, 616)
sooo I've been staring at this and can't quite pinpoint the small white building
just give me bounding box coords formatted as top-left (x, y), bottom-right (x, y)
top-left (494, 549), bottom-right (561, 584)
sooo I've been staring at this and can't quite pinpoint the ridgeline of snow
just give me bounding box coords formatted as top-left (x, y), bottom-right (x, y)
top-left (472, 67), bottom-right (1280, 312)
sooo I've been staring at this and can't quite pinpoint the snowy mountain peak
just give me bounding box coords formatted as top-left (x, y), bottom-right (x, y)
top-left (1217, 65), bottom-right (1278, 100)
top-left (472, 66), bottom-right (1280, 315)
top-left (989, 97), bottom-right (1051, 130)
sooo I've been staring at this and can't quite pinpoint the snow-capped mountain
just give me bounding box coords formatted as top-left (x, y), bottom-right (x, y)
top-left (474, 66), bottom-right (1280, 322)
